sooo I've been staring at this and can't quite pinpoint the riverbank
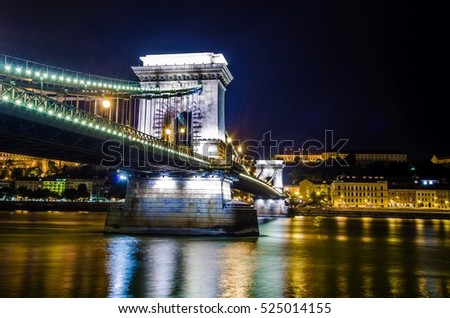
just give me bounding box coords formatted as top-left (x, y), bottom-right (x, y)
top-left (0, 200), bottom-right (113, 212)
top-left (2, 201), bottom-right (450, 219)
top-left (289, 207), bottom-right (450, 219)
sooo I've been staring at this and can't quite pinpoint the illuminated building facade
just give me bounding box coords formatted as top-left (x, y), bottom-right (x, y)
top-left (388, 189), bottom-right (416, 207)
top-left (298, 179), bottom-right (331, 199)
top-left (354, 151), bottom-right (407, 163)
top-left (331, 176), bottom-right (388, 208)
top-left (1, 152), bottom-right (80, 179)
top-left (14, 178), bottom-right (93, 197)
top-left (431, 155), bottom-right (450, 168)
top-left (273, 151), bottom-right (348, 163)
top-left (42, 179), bottom-right (66, 195)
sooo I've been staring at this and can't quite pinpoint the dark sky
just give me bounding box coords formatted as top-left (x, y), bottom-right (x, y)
top-left (1, 0), bottom-right (448, 160)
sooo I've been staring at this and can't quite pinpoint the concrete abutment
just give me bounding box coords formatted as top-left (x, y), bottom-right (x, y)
top-left (104, 176), bottom-right (259, 236)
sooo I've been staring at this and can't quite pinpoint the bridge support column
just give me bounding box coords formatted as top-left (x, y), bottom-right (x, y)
top-left (104, 175), bottom-right (259, 236)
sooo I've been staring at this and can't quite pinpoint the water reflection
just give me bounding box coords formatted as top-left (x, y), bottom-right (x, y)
top-left (181, 240), bottom-right (221, 297)
top-left (1, 211), bottom-right (450, 297)
top-left (279, 216), bottom-right (450, 297)
top-left (0, 211), bottom-right (109, 297)
top-left (106, 237), bottom-right (259, 297)
top-left (218, 241), bottom-right (257, 297)
top-left (107, 236), bottom-right (139, 297)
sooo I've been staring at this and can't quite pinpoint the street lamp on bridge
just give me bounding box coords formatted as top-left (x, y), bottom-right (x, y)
top-left (102, 99), bottom-right (112, 120)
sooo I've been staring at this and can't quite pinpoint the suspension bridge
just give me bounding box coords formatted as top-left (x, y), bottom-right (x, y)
top-left (0, 52), bottom-right (286, 236)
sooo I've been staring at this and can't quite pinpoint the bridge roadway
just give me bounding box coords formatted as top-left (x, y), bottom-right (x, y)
top-left (0, 80), bottom-right (283, 199)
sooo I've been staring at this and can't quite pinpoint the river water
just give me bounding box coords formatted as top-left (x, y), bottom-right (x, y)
top-left (0, 210), bottom-right (449, 298)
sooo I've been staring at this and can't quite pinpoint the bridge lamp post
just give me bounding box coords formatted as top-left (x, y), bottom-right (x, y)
top-left (164, 128), bottom-right (171, 142)
top-left (174, 127), bottom-right (188, 147)
top-left (102, 99), bottom-right (112, 120)
top-left (178, 127), bottom-right (186, 142)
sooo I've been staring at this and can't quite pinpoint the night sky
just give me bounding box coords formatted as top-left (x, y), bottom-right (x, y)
top-left (1, 0), bottom-right (448, 160)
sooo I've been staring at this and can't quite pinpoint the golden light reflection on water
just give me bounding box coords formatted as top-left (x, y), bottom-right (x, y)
top-left (336, 235), bottom-right (348, 241)
top-left (388, 269), bottom-right (404, 297)
top-left (387, 236), bottom-right (402, 244)
top-left (444, 220), bottom-right (450, 232)
top-left (218, 241), bottom-right (257, 297)
top-left (1, 237), bottom-right (109, 297)
top-left (361, 272), bottom-right (374, 297)
top-left (387, 217), bottom-right (402, 231)
top-left (285, 260), bottom-right (308, 297)
top-left (1, 212), bottom-right (450, 297)
top-left (361, 217), bottom-right (373, 243)
top-left (361, 236), bottom-right (373, 243)
top-left (417, 276), bottom-right (430, 297)
top-left (415, 219), bottom-right (424, 231)
top-left (431, 219), bottom-right (441, 231)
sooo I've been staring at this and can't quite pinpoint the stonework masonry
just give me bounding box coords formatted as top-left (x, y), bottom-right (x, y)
top-left (105, 176), bottom-right (259, 236)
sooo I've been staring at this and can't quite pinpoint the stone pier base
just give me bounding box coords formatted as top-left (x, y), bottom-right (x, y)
top-left (104, 176), bottom-right (259, 236)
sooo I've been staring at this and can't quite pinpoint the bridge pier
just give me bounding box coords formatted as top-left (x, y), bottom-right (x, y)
top-left (254, 198), bottom-right (287, 216)
top-left (104, 175), bottom-right (259, 236)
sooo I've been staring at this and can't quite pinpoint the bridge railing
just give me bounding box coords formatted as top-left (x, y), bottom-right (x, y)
top-left (1, 54), bottom-right (141, 92)
top-left (1, 54), bottom-right (203, 97)
top-left (0, 81), bottom-right (210, 165)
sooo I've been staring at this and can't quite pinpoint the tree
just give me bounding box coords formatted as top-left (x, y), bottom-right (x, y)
top-left (47, 160), bottom-right (59, 176)
top-left (16, 186), bottom-right (30, 200)
top-left (76, 184), bottom-right (90, 201)
top-left (4, 159), bottom-right (14, 179)
top-left (12, 168), bottom-right (24, 179)
top-left (0, 186), bottom-right (15, 200)
top-left (108, 181), bottom-right (127, 200)
top-left (307, 191), bottom-right (330, 207)
top-left (29, 188), bottom-right (56, 200)
top-left (62, 188), bottom-right (77, 201)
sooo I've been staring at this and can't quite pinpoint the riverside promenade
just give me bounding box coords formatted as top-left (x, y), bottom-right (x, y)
top-left (2, 201), bottom-right (450, 220)
top-left (0, 200), bottom-right (112, 212)
top-left (290, 207), bottom-right (450, 219)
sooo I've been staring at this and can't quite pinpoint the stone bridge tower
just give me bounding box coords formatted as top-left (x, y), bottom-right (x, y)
top-left (254, 160), bottom-right (287, 215)
top-left (132, 52), bottom-right (233, 159)
top-left (105, 53), bottom-right (259, 236)
top-left (255, 160), bottom-right (285, 192)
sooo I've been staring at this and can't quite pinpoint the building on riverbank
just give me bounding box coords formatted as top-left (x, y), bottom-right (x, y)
top-left (353, 150), bottom-right (407, 164)
top-left (285, 175), bottom-right (450, 210)
top-left (331, 176), bottom-right (388, 208)
top-left (274, 150), bottom-right (348, 164)
top-left (431, 154), bottom-right (450, 168)
top-left (14, 178), bottom-right (94, 199)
